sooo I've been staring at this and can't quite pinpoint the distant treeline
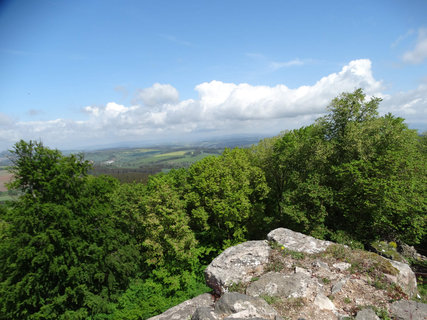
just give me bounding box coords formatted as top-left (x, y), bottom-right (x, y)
top-left (90, 165), bottom-right (163, 184)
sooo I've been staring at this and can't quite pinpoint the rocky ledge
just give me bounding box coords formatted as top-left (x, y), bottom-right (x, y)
top-left (149, 228), bottom-right (427, 320)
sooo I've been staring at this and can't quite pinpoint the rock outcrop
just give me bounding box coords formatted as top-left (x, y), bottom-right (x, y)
top-left (245, 272), bottom-right (317, 299)
top-left (388, 260), bottom-right (418, 297)
top-left (147, 293), bottom-right (214, 320)
top-left (267, 228), bottom-right (333, 254)
top-left (389, 300), bottom-right (427, 320)
top-left (150, 228), bottom-right (426, 320)
top-left (205, 241), bottom-right (271, 295)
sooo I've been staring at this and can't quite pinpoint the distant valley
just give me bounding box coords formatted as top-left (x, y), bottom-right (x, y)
top-left (0, 136), bottom-right (265, 198)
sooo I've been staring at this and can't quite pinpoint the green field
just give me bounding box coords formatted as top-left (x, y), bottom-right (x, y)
top-left (0, 194), bottom-right (12, 202)
top-left (84, 147), bottom-right (224, 184)
top-left (0, 170), bottom-right (13, 192)
top-left (83, 147), bottom-right (222, 169)
top-left (1, 137), bottom-right (261, 185)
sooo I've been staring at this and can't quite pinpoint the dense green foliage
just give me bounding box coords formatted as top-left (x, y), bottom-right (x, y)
top-left (253, 89), bottom-right (426, 245)
top-left (0, 141), bottom-right (141, 319)
top-left (185, 148), bottom-right (269, 258)
top-left (0, 90), bottom-right (425, 319)
top-left (0, 142), bottom-right (207, 319)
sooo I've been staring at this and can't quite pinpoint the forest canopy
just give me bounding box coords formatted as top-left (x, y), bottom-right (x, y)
top-left (0, 89), bottom-right (425, 319)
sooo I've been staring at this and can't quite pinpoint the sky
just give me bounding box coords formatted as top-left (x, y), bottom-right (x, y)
top-left (1, 0), bottom-right (427, 151)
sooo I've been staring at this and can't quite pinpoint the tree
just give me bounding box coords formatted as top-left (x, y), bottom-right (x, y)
top-left (248, 133), bottom-right (286, 232)
top-left (107, 171), bottom-right (208, 320)
top-left (318, 88), bottom-right (380, 144)
top-left (259, 89), bottom-right (426, 245)
top-left (0, 141), bottom-right (141, 319)
top-left (7, 140), bottom-right (91, 204)
top-left (272, 125), bottom-right (333, 238)
top-left (326, 114), bottom-right (426, 243)
top-left (185, 148), bottom-right (269, 256)
top-left (316, 90), bottom-right (426, 244)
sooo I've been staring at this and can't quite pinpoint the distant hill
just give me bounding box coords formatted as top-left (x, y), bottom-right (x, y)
top-left (0, 135), bottom-right (269, 183)
top-left (0, 150), bottom-right (11, 166)
top-left (61, 134), bottom-right (267, 154)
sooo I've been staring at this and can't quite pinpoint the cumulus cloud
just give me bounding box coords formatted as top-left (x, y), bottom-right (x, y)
top-left (402, 28), bottom-right (427, 64)
top-left (381, 83), bottom-right (427, 128)
top-left (191, 59), bottom-right (383, 122)
top-left (2, 59), bottom-right (425, 150)
top-left (134, 83), bottom-right (179, 107)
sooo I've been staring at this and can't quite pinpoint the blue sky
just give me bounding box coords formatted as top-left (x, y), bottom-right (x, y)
top-left (1, 0), bottom-right (427, 150)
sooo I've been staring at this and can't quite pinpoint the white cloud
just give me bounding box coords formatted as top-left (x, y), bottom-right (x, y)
top-left (188, 59), bottom-right (382, 122)
top-left (270, 59), bottom-right (304, 70)
top-left (135, 83), bottom-right (179, 107)
top-left (381, 83), bottom-right (427, 128)
top-left (402, 28), bottom-right (427, 64)
top-left (0, 113), bottom-right (12, 126)
top-left (2, 59), bottom-right (425, 150)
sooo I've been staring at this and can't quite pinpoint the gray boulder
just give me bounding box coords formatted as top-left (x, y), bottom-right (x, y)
top-left (331, 277), bottom-right (349, 295)
top-left (215, 292), bottom-right (280, 320)
top-left (267, 228), bottom-right (333, 254)
top-left (313, 292), bottom-right (335, 311)
top-left (224, 318), bottom-right (269, 320)
top-left (389, 300), bottom-right (427, 320)
top-left (246, 272), bottom-right (316, 298)
top-left (192, 307), bottom-right (218, 320)
top-left (398, 243), bottom-right (427, 262)
top-left (205, 241), bottom-right (271, 295)
top-left (355, 308), bottom-right (380, 320)
top-left (388, 260), bottom-right (418, 298)
top-left (147, 293), bottom-right (214, 320)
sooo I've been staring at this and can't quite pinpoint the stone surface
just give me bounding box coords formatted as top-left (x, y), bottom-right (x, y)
top-left (312, 260), bottom-right (329, 270)
top-left (246, 272), bottom-right (316, 298)
top-left (267, 228), bottom-right (333, 254)
top-left (388, 260), bottom-right (418, 298)
top-left (147, 293), bottom-right (214, 320)
top-left (205, 241), bottom-right (271, 295)
top-left (295, 266), bottom-right (311, 276)
top-left (389, 300), bottom-right (427, 320)
top-left (333, 262), bottom-right (351, 271)
top-left (192, 307), bottom-right (218, 320)
top-left (331, 277), bottom-right (349, 295)
top-left (313, 292), bottom-right (335, 311)
top-left (150, 228), bottom-right (423, 320)
top-left (398, 243), bottom-right (427, 262)
top-left (214, 292), bottom-right (279, 320)
top-left (355, 308), bottom-right (380, 320)
top-left (224, 318), bottom-right (269, 320)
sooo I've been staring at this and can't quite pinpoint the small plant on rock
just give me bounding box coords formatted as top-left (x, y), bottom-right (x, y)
top-left (324, 244), bottom-right (399, 278)
top-left (274, 297), bottom-right (305, 314)
top-left (228, 282), bottom-right (246, 294)
top-left (280, 246), bottom-right (305, 260)
top-left (260, 295), bottom-right (280, 305)
top-left (322, 277), bottom-right (331, 284)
